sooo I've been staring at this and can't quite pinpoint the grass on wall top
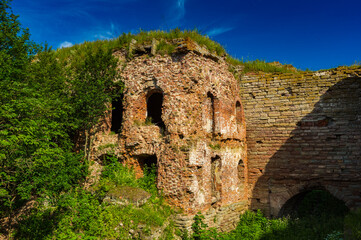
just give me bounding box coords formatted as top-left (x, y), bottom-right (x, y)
top-left (55, 28), bottom-right (297, 74)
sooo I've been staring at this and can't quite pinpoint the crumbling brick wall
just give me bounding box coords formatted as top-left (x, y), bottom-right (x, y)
top-left (240, 67), bottom-right (361, 217)
top-left (92, 48), bottom-right (248, 231)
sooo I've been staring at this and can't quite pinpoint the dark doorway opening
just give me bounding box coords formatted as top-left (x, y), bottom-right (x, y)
top-left (147, 92), bottom-right (165, 129)
top-left (111, 94), bottom-right (124, 133)
top-left (137, 154), bottom-right (157, 171)
top-left (136, 154), bottom-right (158, 189)
top-left (278, 189), bottom-right (349, 218)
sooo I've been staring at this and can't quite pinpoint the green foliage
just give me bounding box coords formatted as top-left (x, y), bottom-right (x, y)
top-left (186, 191), bottom-right (349, 240)
top-left (157, 39), bottom-right (176, 56)
top-left (145, 116), bottom-right (154, 126)
top-left (14, 157), bottom-right (174, 239)
top-left (134, 117), bottom-right (154, 126)
top-left (324, 231), bottom-right (343, 240)
top-left (54, 28), bottom-right (300, 76)
top-left (139, 163), bottom-right (158, 195)
top-left (0, 2), bottom-right (123, 233)
top-left (0, 0), bottom-right (38, 86)
top-left (344, 208), bottom-right (361, 240)
top-left (0, 0), bottom-right (85, 219)
top-left (192, 212), bottom-right (208, 240)
top-left (56, 28), bottom-right (226, 61)
top-left (117, 28), bottom-right (226, 57)
top-left (226, 56), bottom-right (297, 74)
top-left (209, 143), bottom-right (221, 150)
top-left (232, 210), bottom-right (270, 239)
top-left (295, 190), bottom-right (349, 218)
top-left (59, 42), bottom-right (123, 132)
top-left (99, 155), bottom-right (158, 196)
top-left (99, 155), bottom-right (139, 189)
top-left (1, 1), bottom-right (357, 238)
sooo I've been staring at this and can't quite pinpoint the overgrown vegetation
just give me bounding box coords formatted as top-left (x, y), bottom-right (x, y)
top-left (13, 156), bottom-right (174, 239)
top-left (185, 190), bottom-right (352, 240)
top-left (53, 27), bottom-right (298, 74)
top-left (226, 56), bottom-right (298, 75)
top-left (1, 0), bottom-right (359, 238)
top-left (0, 0), bottom-right (122, 236)
top-left (344, 208), bottom-right (361, 240)
top-left (55, 28), bottom-right (226, 62)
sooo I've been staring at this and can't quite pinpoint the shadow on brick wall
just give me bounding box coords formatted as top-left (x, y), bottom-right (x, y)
top-left (249, 75), bottom-right (361, 217)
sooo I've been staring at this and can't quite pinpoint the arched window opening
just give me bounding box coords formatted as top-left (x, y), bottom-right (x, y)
top-left (278, 189), bottom-right (349, 218)
top-left (111, 94), bottom-right (124, 133)
top-left (211, 156), bottom-right (222, 204)
top-left (206, 92), bottom-right (215, 133)
top-left (147, 92), bottom-right (165, 129)
top-left (236, 101), bottom-right (242, 124)
top-left (237, 159), bottom-right (245, 185)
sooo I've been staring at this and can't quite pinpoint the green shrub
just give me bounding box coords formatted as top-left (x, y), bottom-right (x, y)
top-left (185, 204), bottom-right (348, 240)
top-left (345, 208), bottom-right (361, 240)
top-left (14, 158), bottom-right (173, 239)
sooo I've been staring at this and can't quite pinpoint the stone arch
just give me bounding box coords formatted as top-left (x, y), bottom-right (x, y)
top-left (237, 159), bottom-right (245, 186)
top-left (275, 185), bottom-right (349, 218)
top-left (111, 93), bottom-right (124, 133)
top-left (205, 92), bottom-right (215, 134)
top-left (146, 90), bottom-right (165, 129)
top-left (211, 155), bottom-right (222, 204)
top-left (235, 101), bottom-right (243, 124)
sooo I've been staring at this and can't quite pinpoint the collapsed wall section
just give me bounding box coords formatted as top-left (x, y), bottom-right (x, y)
top-left (240, 67), bottom-right (361, 216)
top-left (92, 49), bottom-right (248, 231)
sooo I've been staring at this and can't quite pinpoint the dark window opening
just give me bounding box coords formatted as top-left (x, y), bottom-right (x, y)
top-left (111, 94), bottom-right (124, 133)
top-left (136, 154), bottom-right (158, 187)
top-left (147, 92), bottom-right (165, 129)
top-left (238, 159), bottom-right (245, 184)
top-left (138, 154), bottom-right (157, 170)
top-left (278, 189), bottom-right (349, 218)
top-left (211, 156), bottom-right (222, 204)
top-left (236, 101), bottom-right (242, 124)
top-left (207, 92), bottom-right (215, 133)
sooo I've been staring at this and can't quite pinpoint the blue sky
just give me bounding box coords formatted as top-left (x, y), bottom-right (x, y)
top-left (12, 0), bottom-right (361, 70)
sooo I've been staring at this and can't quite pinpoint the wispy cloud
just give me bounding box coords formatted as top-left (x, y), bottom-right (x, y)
top-left (59, 41), bottom-right (73, 48)
top-left (176, 0), bottom-right (185, 19)
top-left (91, 22), bottom-right (119, 40)
top-left (206, 27), bottom-right (234, 37)
top-left (166, 0), bottom-right (186, 27)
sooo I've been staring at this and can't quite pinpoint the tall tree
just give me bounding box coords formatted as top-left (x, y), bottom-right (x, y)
top-left (0, 1), bottom-right (123, 235)
top-left (0, 0), bottom-right (85, 223)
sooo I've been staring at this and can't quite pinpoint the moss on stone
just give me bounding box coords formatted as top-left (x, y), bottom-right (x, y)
top-left (105, 186), bottom-right (152, 206)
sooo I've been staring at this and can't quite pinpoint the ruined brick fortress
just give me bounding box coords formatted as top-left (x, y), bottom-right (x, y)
top-left (92, 40), bottom-right (361, 231)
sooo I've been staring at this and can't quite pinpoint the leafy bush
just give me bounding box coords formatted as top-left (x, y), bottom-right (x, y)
top-left (14, 158), bottom-right (173, 239)
top-left (185, 204), bottom-right (348, 240)
top-left (344, 208), bottom-right (361, 240)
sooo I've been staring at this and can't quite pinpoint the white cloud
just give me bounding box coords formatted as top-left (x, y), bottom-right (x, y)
top-left (92, 22), bottom-right (119, 40)
top-left (166, 0), bottom-right (186, 27)
top-left (206, 27), bottom-right (234, 37)
top-left (59, 41), bottom-right (73, 48)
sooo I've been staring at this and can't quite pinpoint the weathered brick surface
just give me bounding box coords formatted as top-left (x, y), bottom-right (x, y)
top-left (93, 49), bottom-right (248, 230)
top-left (240, 67), bottom-right (361, 216)
top-left (91, 41), bottom-right (361, 229)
